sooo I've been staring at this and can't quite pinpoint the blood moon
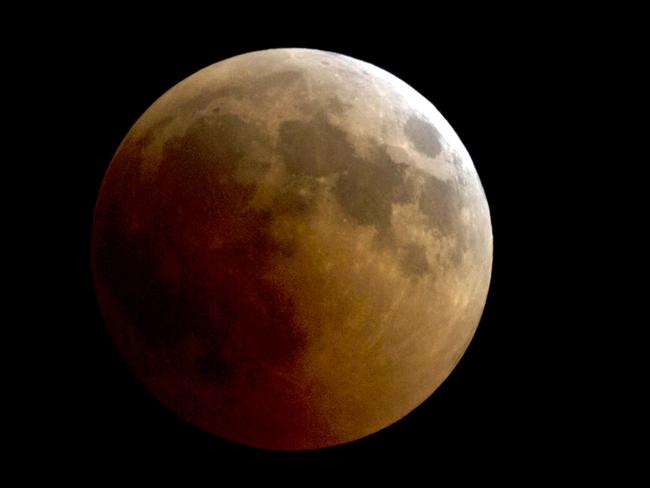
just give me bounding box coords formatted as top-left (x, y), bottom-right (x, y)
top-left (92, 49), bottom-right (492, 450)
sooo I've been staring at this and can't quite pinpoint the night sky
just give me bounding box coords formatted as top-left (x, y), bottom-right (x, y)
top-left (31, 15), bottom-right (617, 476)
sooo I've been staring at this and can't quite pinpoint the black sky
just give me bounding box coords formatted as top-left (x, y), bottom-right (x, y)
top-left (27, 15), bottom-right (619, 476)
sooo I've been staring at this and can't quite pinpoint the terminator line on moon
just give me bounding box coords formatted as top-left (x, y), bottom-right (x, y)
top-left (92, 48), bottom-right (493, 450)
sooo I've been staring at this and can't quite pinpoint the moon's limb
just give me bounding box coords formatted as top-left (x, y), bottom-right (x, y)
top-left (92, 48), bottom-right (492, 450)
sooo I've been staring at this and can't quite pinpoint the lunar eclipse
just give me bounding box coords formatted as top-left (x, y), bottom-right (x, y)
top-left (91, 48), bottom-right (493, 450)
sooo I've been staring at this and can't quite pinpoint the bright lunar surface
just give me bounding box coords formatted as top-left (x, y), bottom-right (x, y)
top-left (92, 48), bottom-right (493, 450)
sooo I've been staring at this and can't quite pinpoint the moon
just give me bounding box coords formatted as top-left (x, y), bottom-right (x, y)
top-left (92, 48), bottom-right (493, 450)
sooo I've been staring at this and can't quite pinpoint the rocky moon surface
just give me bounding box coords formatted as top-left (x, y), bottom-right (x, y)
top-left (92, 49), bottom-right (493, 450)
